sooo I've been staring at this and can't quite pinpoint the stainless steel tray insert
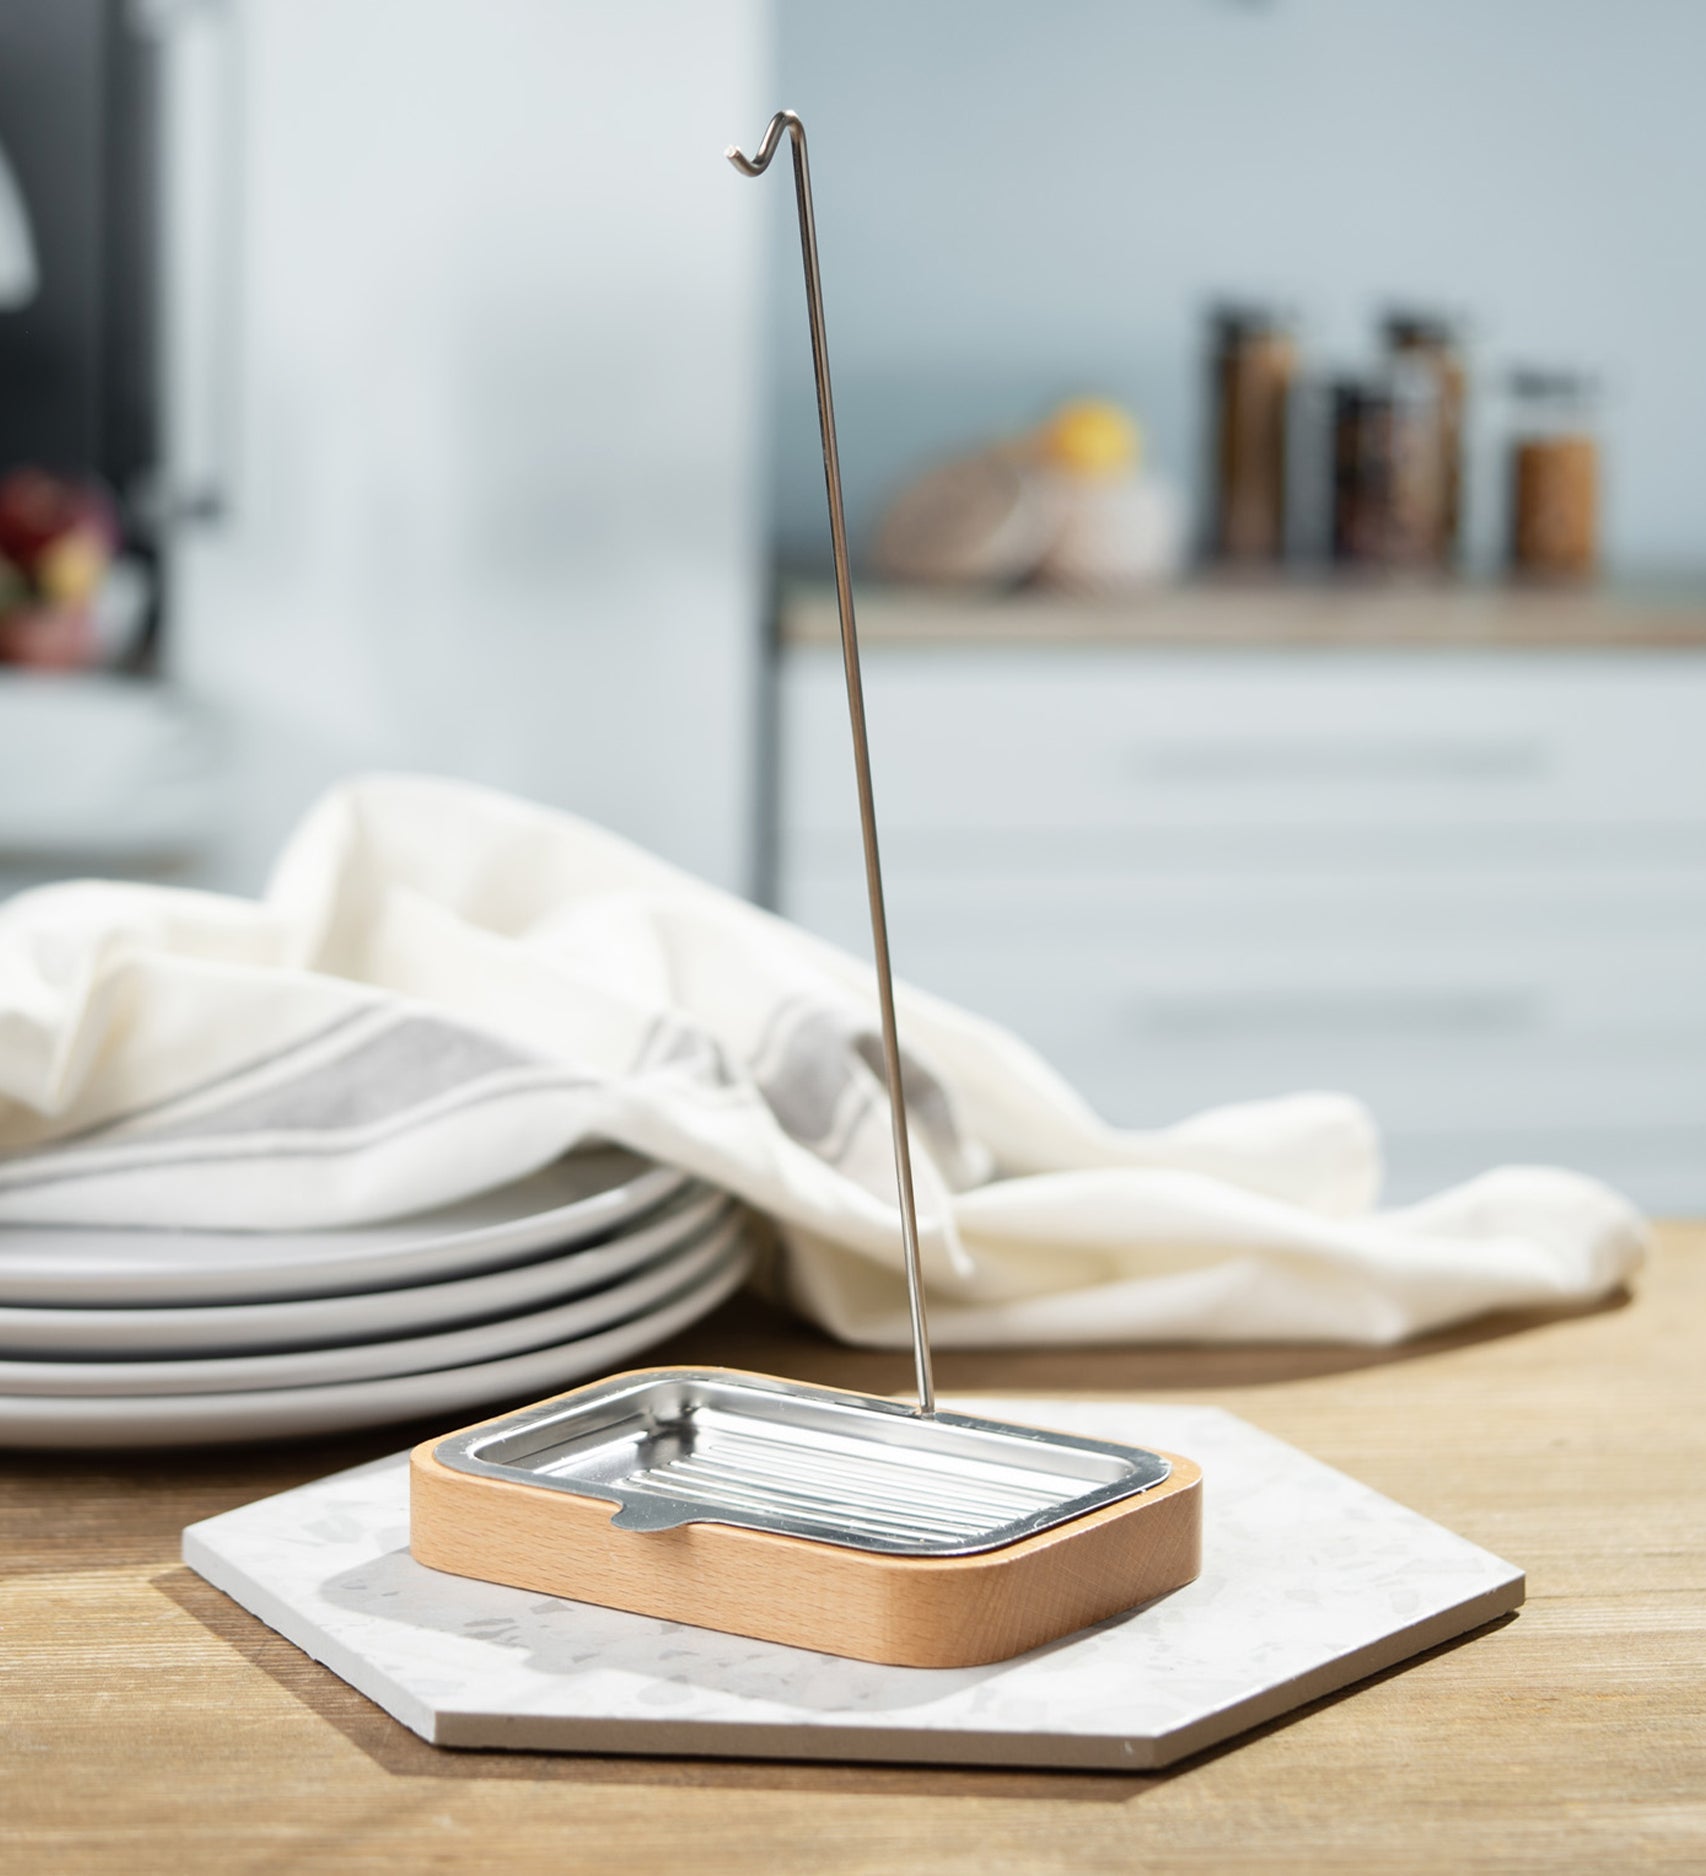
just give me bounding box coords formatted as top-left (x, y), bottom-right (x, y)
top-left (435, 1370), bottom-right (1172, 1557)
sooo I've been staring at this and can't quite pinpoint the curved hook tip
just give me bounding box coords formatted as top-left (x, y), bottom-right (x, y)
top-left (725, 109), bottom-right (801, 179)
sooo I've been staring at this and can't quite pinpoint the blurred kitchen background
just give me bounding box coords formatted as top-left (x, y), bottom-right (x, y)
top-left (1, 0), bottom-right (1703, 1208)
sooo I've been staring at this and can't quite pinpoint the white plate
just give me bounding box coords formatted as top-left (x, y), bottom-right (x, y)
top-left (0, 1243), bottom-right (752, 1448)
top-left (0, 1212), bottom-right (748, 1396)
top-left (0, 1147), bottom-right (693, 1306)
top-left (0, 1189), bottom-right (732, 1359)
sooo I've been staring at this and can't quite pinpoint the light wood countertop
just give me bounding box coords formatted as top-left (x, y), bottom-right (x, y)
top-left (781, 580), bottom-right (1706, 650)
top-left (5, 1224), bottom-right (1703, 1873)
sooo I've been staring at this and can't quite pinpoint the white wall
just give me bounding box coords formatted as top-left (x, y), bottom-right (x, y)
top-left (163, 0), bottom-right (771, 893)
top-left (771, 0), bottom-right (1706, 580)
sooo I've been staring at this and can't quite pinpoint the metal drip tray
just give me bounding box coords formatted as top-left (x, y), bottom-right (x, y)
top-left (434, 1369), bottom-right (1172, 1557)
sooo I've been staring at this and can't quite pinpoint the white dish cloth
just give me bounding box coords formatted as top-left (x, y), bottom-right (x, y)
top-left (0, 775), bottom-right (1645, 1347)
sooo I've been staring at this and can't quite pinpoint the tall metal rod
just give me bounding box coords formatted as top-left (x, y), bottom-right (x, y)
top-left (728, 110), bottom-right (935, 1417)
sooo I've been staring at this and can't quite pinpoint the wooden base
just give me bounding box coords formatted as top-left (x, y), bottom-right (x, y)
top-left (409, 1373), bottom-right (1203, 1668)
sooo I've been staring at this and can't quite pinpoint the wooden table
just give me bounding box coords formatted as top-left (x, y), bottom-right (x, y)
top-left (6, 1226), bottom-right (1703, 1874)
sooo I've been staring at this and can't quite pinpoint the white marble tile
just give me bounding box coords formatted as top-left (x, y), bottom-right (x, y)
top-left (182, 1400), bottom-right (1522, 1770)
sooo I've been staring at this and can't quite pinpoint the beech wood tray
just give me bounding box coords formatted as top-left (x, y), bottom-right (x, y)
top-left (410, 1367), bottom-right (1203, 1668)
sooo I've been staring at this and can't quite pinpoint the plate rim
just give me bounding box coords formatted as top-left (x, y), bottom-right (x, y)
top-left (0, 1150), bottom-right (695, 1307)
top-left (0, 1246), bottom-right (753, 1448)
top-left (0, 1188), bottom-right (734, 1358)
top-left (0, 1212), bottom-right (748, 1395)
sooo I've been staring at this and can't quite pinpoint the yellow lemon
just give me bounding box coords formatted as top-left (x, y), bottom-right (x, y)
top-left (38, 527), bottom-right (107, 604)
top-left (1039, 399), bottom-right (1141, 479)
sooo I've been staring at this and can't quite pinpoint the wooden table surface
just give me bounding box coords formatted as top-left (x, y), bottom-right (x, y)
top-left (5, 1225), bottom-right (1703, 1874)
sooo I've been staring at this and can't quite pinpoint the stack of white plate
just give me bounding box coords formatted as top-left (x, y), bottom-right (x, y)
top-left (0, 1148), bottom-right (750, 1449)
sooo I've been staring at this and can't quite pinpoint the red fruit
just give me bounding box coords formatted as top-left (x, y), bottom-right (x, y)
top-left (0, 469), bottom-right (118, 575)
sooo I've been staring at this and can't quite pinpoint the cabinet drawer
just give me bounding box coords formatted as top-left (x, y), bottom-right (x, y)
top-left (778, 884), bottom-right (1706, 1131)
top-left (781, 647), bottom-right (1706, 841)
top-left (784, 867), bottom-right (1706, 967)
top-left (775, 640), bottom-right (1706, 1207)
top-left (888, 947), bottom-right (1706, 1136)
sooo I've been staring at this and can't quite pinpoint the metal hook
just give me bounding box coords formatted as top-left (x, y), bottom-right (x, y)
top-left (722, 107), bottom-right (796, 178)
top-left (727, 111), bottom-right (935, 1419)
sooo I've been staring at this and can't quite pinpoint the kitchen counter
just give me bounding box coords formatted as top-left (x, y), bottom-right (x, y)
top-left (781, 580), bottom-right (1706, 649)
top-left (5, 1223), bottom-right (1703, 1874)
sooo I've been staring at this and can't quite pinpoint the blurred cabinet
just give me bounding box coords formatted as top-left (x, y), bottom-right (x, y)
top-left (774, 586), bottom-right (1706, 1210)
top-left (0, 669), bottom-right (217, 895)
top-left (160, 0), bottom-right (769, 894)
top-left (0, 2), bottom-right (771, 902)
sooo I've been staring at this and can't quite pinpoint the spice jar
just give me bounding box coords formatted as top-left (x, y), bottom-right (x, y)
top-left (1207, 306), bottom-right (1296, 563)
top-left (1330, 361), bottom-right (1441, 569)
top-left (1384, 311), bottom-right (1466, 567)
top-left (1507, 369), bottom-right (1599, 580)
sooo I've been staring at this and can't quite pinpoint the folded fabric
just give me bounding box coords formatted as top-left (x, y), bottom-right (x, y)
top-left (0, 774), bottom-right (1646, 1345)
